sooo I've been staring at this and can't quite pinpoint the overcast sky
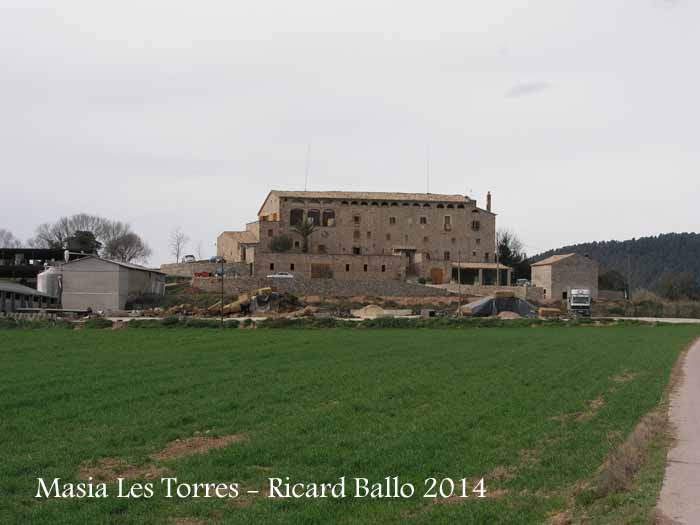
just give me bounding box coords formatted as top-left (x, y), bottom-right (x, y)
top-left (1, 0), bottom-right (698, 264)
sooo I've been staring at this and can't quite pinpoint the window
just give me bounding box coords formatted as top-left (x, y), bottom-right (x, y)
top-left (443, 216), bottom-right (452, 231)
top-left (346, 264), bottom-right (350, 272)
top-left (386, 233), bottom-right (391, 241)
top-left (290, 208), bottom-right (304, 226)
top-left (444, 251), bottom-right (450, 261)
top-left (363, 264), bottom-right (368, 272)
top-left (353, 230), bottom-right (360, 240)
top-left (269, 263), bottom-right (274, 271)
top-left (472, 251), bottom-right (477, 257)
top-left (423, 236), bottom-right (429, 243)
top-left (419, 216), bottom-right (427, 225)
top-left (307, 209), bottom-right (320, 225)
top-left (294, 241), bottom-right (300, 248)
top-left (425, 252), bottom-right (431, 260)
top-left (484, 252), bottom-right (489, 262)
top-left (471, 220), bottom-right (481, 231)
top-left (389, 216), bottom-right (396, 225)
top-left (353, 215), bottom-right (360, 225)
top-left (352, 246), bottom-right (361, 255)
top-left (290, 263), bottom-right (295, 271)
top-left (562, 291), bottom-right (568, 300)
top-left (318, 244), bottom-right (327, 253)
top-left (268, 229), bottom-right (273, 237)
top-left (437, 204), bottom-right (444, 209)
top-left (451, 237), bottom-right (456, 244)
top-left (366, 231), bottom-right (371, 238)
top-left (476, 238), bottom-right (481, 245)
top-left (322, 209), bottom-right (335, 227)
top-left (381, 265), bottom-right (386, 272)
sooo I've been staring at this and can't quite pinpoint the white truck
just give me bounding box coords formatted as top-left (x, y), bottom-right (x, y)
top-left (568, 288), bottom-right (592, 317)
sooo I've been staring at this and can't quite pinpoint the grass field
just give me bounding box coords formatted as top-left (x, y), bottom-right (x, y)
top-left (1, 325), bottom-right (698, 524)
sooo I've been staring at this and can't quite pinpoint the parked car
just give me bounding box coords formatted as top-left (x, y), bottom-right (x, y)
top-left (209, 256), bottom-right (225, 263)
top-left (515, 279), bottom-right (531, 287)
top-left (266, 272), bottom-right (294, 279)
top-left (182, 254), bottom-right (196, 263)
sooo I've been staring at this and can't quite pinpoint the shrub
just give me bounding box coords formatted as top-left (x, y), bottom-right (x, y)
top-left (160, 316), bottom-right (181, 327)
top-left (84, 318), bottom-right (113, 329)
top-left (270, 234), bottom-right (293, 253)
top-left (417, 277), bottom-right (427, 284)
top-left (128, 320), bottom-right (162, 329)
top-left (0, 317), bottom-right (19, 329)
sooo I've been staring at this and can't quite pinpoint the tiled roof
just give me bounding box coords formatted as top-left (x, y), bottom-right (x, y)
top-left (220, 231), bottom-right (259, 244)
top-left (270, 190), bottom-right (471, 203)
top-left (531, 254), bottom-right (576, 267)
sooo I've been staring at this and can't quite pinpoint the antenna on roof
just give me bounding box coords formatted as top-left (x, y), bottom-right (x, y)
top-left (426, 146), bottom-right (430, 194)
top-left (304, 142), bottom-right (311, 191)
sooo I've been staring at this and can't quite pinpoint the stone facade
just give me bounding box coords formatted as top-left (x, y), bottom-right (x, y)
top-left (217, 190), bottom-right (499, 283)
top-left (531, 253), bottom-right (599, 302)
top-left (192, 275), bottom-right (454, 298)
top-left (160, 261), bottom-right (249, 277)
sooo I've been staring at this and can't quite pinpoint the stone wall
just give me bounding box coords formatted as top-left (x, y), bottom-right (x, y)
top-left (253, 252), bottom-right (405, 280)
top-left (428, 283), bottom-right (545, 302)
top-left (191, 275), bottom-right (453, 298)
top-left (160, 261), bottom-right (249, 277)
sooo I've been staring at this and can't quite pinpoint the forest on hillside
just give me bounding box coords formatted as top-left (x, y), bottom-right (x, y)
top-left (531, 232), bottom-right (700, 294)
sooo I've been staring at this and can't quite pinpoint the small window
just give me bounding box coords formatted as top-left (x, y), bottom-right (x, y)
top-left (268, 229), bottom-right (273, 237)
top-left (353, 215), bottom-right (360, 225)
top-left (318, 244), bottom-right (327, 253)
top-left (352, 246), bottom-right (361, 255)
top-left (472, 220), bottom-right (481, 231)
top-left (476, 238), bottom-right (481, 245)
top-left (371, 201), bottom-right (379, 206)
top-left (451, 237), bottom-right (456, 244)
top-left (443, 216), bottom-right (452, 231)
top-left (345, 264), bottom-right (350, 272)
top-left (381, 265), bottom-right (386, 272)
top-left (386, 233), bottom-right (391, 241)
top-left (366, 231), bottom-right (371, 238)
top-left (446, 204), bottom-right (454, 209)
top-left (419, 217), bottom-right (427, 225)
top-left (269, 263), bottom-right (274, 271)
top-left (484, 252), bottom-right (489, 262)
top-left (423, 236), bottom-right (429, 243)
top-left (457, 204), bottom-right (465, 209)
top-left (353, 230), bottom-right (360, 240)
top-left (290, 263), bottom-right (295, 271)
top-left (472, 250), bottom-right (477, 257)
top-left (425, 252), bottom-right (431, 260)
top-left (562, 291), bottom-right (568, 300)
top-left (307, 209), bottom-right (320, 225)
top-left (389, 216), bottom-right (396, 225)
top-left (444, 251), bottom-right (450, 261)
top-left (294, 241), bottom-right (300, 248)
top-left (437, 204), bottom-right (444, 209)
top-left (363, 264), bottom-right (368, 272)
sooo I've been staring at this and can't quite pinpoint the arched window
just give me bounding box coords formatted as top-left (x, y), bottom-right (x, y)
top-left (390, 202), bottom-right (398, 207)
top-left (423, 203), bottom-right (431, 207)
top-left (322, 209), bottom-right (335, 227)
top-left (290, 208), bottom-right (304, 226)
top-left (457, 204), bottom-right (465, 209)
top-left (437, 204), bottom-right (445, 209)
top-left (307, 209), bottom-right (321, 225)
top-left (446, 204), bottom-right (454, 209)
top-left (371, 201), bottom-right (379, 206)
top-left (381, 202), bottom-right (389, 207)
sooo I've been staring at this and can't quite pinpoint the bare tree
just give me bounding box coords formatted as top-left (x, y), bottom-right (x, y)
top-left (169, 227), bottom-right (189, 262)
top-left (0, 228), bottom-right (22, 248)
top-left (196, 241), bottom-right (203, 260)
top-left (103, 233), bottom-right (153, 263)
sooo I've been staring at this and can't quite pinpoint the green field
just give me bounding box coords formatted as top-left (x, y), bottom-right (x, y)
top-left (1, 326), bottom-right (697, 524)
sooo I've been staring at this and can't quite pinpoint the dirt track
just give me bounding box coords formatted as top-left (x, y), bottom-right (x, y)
top-left (658, 338), bottom-right (700, 523)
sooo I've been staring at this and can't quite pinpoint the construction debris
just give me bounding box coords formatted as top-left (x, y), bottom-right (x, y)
top-left (460, 295), bottom-right (537, 318)
top-left (350, 304), bottom-right (413, 320)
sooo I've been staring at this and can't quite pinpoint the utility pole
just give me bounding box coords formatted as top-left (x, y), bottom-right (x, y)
top-left (220, 257), bottom-right (224, 328)
top-left (457, 249), bottom-right (462, 316)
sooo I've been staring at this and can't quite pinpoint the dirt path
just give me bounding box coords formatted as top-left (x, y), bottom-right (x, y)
top-left (658, 338), bottom-right (700, 524)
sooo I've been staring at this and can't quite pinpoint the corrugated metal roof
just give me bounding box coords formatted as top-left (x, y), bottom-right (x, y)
top-left (0, 280), bottom-right (54, 297)
top-left (531, 253), bottom-right (575, 267)
top-left (63, 255), bottom-right (165, 274)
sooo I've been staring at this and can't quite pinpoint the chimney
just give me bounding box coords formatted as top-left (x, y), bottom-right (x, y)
top-left (486, 191), bottom-right (492, 212)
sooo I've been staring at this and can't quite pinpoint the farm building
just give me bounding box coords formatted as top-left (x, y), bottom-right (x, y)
top-left (0, 281), bottom-right (59, 313)
top-left (217, 190), bottom-right (505, 284)
top-left (61, 256), bottom-right (165, 312)
top-left (531, 253), bottom-right (599, 302)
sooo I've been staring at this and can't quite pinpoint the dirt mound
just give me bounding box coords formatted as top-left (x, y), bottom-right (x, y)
top-left (79, 458), bottom-right (169, 481)
top-left (151, 434), bottom-right (246, 461)
top-left (497, 311), bottom-right (522, 320)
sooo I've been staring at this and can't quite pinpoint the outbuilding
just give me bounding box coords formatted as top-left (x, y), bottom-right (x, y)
top-left (0, 281), bottom-right (59, 313)
top-left (61, 256), bottom-right (165, 312)
top-left (531, 253), bottom-right (599, 302)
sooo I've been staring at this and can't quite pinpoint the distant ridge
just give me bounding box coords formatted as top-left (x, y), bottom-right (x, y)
top-left (531, 232), bottom-right (700, 290)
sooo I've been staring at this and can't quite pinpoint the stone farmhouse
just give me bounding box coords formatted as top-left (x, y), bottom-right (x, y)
top-left (531, 253), bottom-right (599, 301)
top-left (217, 190), bottom-right (512, 285)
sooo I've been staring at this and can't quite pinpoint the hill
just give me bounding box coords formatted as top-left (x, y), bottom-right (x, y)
top-left (531, 232), bottom-right (700, 291)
